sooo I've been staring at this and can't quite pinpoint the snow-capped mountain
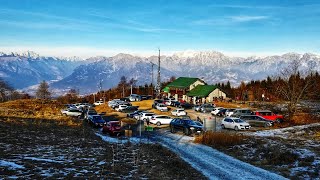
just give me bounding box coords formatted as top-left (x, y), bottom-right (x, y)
top-left (0, 52), bottom-right (88, 89)
top-left (1, 50), bottom-right (320, 95)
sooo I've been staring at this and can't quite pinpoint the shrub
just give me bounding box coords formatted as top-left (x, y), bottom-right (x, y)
top-left (194, 131), bottom-right (247, 148)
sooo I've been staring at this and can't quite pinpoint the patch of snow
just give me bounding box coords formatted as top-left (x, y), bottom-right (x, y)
top-left (296, 149), bottom-right (316, 159)
top-left (95, 132), bottom-right (154, 144)
top-left (0, 160), bottom-right (25, 170)
top-left (249, 123), bottom-right (320, 138)
top-left (24, 157), bottom-right (64, 163)
top-left (97, 161), bottom-right (106, 165)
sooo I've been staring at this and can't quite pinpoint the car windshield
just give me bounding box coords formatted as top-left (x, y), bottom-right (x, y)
top-left (89, 112), bottom-right (97, 115)
top-left (234, 118), bottom-right (245, 123)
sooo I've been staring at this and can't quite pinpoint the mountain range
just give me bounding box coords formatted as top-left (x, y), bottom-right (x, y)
top-left (1, 50), bottom-right (320, 95)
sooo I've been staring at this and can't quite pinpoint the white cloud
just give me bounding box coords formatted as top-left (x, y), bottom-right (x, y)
top-left (192, 15), bottom-right (269, 26)
top-left (229, 15), bottom-right (269, 22)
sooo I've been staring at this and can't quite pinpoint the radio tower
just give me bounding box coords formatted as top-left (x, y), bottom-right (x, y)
top-left (149, 61), bottom-right (155, 96)
top-left (156, 48), bottom-right (161, 98)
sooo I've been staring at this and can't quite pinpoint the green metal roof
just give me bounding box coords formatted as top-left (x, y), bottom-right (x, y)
top-left (166, 77), bottom-right (200, 89)
top-left (186, 85), bottom-right (218, 97)
top-left (162, 86), bottom-right (169, 93)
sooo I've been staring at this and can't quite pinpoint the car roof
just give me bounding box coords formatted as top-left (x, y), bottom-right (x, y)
top-left (255, 110), bottom-right (272, 112)
top-left (152, 115), bottom-right (169, 117)
top-left (142, 112), bottom-right (154, 114)
top-left (225, 117), bottom-right (241, 120)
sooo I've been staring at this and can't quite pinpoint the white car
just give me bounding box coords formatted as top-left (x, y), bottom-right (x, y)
top-left (171, 108), bottom-right (187, 116)
top-left (61, 108), bottom-right (82, 117)
top-left (221, 117), bottom-right (251, 131)
top-left (108, 99), bottom-right (124, 108)
top-left (211, 107), bottom-right (224, 116)
top-left (225, 108), bottom-right (236, 117)
top-left (94, 101), bottom-right (104, 106)
top-left (150, 115), bottom-right (173, 126)
top-left (156, 103), bottom-right (168, 112)
top-left (135, 112), bottom-right (155, 121)
top-left (115, 105), bottom-right (127, 112)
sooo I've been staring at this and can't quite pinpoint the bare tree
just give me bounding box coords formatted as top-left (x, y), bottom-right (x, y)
top-left (36, 80), bottom-right (51, 99)
top-left (275, 60), bottom-right (314, 122)
top-left (0, 78), bottom-right (13, 102)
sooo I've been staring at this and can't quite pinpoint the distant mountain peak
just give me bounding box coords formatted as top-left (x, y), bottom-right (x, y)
top-left (172, 50), bottom-right (225, 58)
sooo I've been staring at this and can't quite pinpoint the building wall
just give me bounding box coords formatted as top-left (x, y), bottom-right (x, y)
top-left (206, 88), bottom-right (227, 102)
top-left (189, 80), bottom-right (205, 90)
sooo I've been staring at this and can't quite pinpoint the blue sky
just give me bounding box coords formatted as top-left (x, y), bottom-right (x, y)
top-left (0, 0), bottom-right (320, 58)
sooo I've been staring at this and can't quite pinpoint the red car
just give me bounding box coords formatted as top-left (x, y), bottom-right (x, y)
top-left (254, 110), bottom-right (284, 123)
top-left (102, 121), bottom-right (123, 136)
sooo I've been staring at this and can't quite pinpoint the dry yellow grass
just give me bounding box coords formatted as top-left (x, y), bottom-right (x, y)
top-left (214, 101), bottom-right (250, 108)
top-left (194, 131), bottom-right (247, 147)
top-left (0, 99), bottom-right (73, 122)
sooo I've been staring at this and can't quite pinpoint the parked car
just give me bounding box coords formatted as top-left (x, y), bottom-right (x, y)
top-left (120, 97), bottom-right (130, 102)
top-left (171, 108), bottom-right (187, 116)
top-left (254, 110), bottom-right (284, 123)
top-left (85, 109), bottom-right (98, 120)
top-left (115, 105), bottom-right (128, 112)
top-left (221, 117), bottom-right (251, 131)
top-left (61, 108), bottom-right (82, 117)
top-left (127, 110), bottom-right (145, 118)
top-left (211, 107), bottom-right (224, 116)
top-left (75, 103), bottom-right (92, 109)
top-left (129, 94), bottom-right (141, 101)
top-left (93, 101), bottom-right (104, 106)
top-left (121, 106), bottom-right (139, 113)
top-left (152, 99), bottom-right (164, 108)
top-left (179, 102), bottom-right (193, 109)
top-left (135, 112), bottom-right (155, 121)
top-left (150, 115), bottom-right (173, 126)
top-left (108, 99), bottom-right (124, 108)
top-left (88, 115), bottom-right (106, 127)
top-left (170, 100), bottom-right (180, 107)
top-left (156, 103), bottom-right (168, 112)
top-left (170, 118), bottom-right (203, 135)
top-left (102, 121), bottom-right (122, 135)
top-left (231, 109), bottom-right (253, 117)
top-left (64, 104), bottom-right (77, 109)
top-left (141, 95), bottom-right (152, 100)
top-left (194, 105), bottom-right (201, 112)
top-left (239, 115), bottom-right (273, 127)
top-left (216, 108), bottom-right (228, 117)
top-left (200, 104), bottom-right (215, 113)
top-left (225, 108), bottom-right (236, 117)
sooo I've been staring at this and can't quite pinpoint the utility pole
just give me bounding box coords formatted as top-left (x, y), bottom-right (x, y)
top-left (156, 48), bottom-right (161, 98)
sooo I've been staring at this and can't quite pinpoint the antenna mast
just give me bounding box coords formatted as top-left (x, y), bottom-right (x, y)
top-left (150, 61), bottom-right (155, 96)
top-left (156, 48), bottom-right (161, 98)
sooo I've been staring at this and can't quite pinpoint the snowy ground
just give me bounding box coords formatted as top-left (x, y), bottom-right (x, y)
top-left (236, 123), bottom-right (320, 179)
top-left (95, 128), bottom-right (287, 179)
top-left (95, 122), bottom-right (320, 179)
top-left (153, 130), bottom-right (286, 180)
top-left (0, 117), bottom-right (205, 179)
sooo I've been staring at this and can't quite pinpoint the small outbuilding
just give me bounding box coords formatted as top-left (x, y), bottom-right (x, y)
top-left (186, 85), bottom-right (226, 104)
